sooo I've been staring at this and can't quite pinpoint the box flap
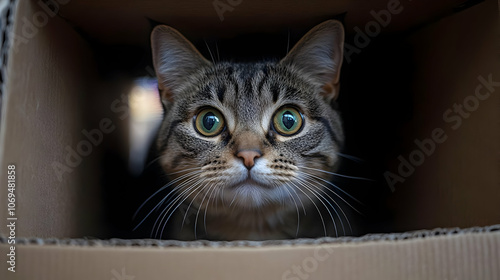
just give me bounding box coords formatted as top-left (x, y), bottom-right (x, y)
top-left (1, 226), bottom-right (499, 280)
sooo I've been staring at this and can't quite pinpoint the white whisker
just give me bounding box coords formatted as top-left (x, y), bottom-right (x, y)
top-left (296, 176), bottom-right (353, 235)
top-left (203, 182), bottom-right (220, 236)
top-left (180, 181), bottom-right (210, 230)
top-left (288, 180), bottom-right (327, 237)
top-left (282, 182), bottom-right (301, 237)
top-left (193, 183), bottom-right (212, 239)
top-left (133, 170), bottom-right (202, 230)
top-left (298, 170), bottom-right (364, 210)
top-left (293, 178), bottom-right (338, 237)
top-left (157, 180), bottom-right (208, 238)
top-left (229, 192), bottom-right (238, 207)
top-left (336, 152), bottom-right (366, 164)
top-left (300, 166), bottom-right (374, 181)
top-left (204, 40), bottom-right (216, 63)
top-left (134, 169), bottom-right (201, 219)
top-left (152, 183), bottom-right (198, 238)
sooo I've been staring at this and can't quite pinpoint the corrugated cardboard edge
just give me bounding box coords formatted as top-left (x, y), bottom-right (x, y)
top-left (1, 225), bottom-right (500, 280)
top-left (1, 224), bottom-right (499, 247)
top-left (0, 0), bottom-right (16, 115)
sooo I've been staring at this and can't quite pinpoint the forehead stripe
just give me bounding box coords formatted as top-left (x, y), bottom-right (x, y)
top-left (229, 76), bottom-right (239, 99)
top-left (217, 83), bottom-right (226, 103)
top-left (271, 82), bottom-right (281, 103)
top-left (257, 70), bottom-right (269, 97)
top-left (244, 79), bottom-right (253, 97)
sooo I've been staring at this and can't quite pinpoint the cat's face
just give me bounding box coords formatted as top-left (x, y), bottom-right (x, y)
top-left (152, 21), bottom-right (344, 213)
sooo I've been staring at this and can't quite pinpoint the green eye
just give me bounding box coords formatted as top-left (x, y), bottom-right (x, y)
top-left (272, 106), bottom-right (304, 136)
top-left (194, 108), bottom-right (225, 137)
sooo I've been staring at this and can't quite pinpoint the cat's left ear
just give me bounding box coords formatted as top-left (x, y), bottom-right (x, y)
top-left (280, 20), bottom-right (344, 102)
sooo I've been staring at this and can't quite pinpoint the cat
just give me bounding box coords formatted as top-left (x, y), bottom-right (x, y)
top-left (141, 20), bottom-right (350, 241)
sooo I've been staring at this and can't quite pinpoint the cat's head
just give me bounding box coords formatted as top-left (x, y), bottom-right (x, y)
top-left (151, 20), bottom-right (344, 212)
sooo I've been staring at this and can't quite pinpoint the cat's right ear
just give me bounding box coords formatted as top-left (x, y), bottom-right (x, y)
top-left (151, 25), bottom-right (211, 102)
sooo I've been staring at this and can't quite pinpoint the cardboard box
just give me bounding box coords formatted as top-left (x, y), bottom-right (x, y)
top-left (1, 0), bottom-right (499, 279)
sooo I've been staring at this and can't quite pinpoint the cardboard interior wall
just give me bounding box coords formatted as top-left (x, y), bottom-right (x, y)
top-left (0, 0), bottom-right (103, 238)
top-left (386, 0), bottom-right (500, 231)
top-left (2, 0), bottom-right (498, 239)
top-left (0, 0), bottom-right (499, 278)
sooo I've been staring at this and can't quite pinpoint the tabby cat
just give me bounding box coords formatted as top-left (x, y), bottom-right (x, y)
top-left (143, 20), bottom-right (349, 241)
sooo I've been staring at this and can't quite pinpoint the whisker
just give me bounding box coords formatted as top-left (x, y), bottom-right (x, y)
top-left (300, 166), bottom-right (374, 181)
top-left (282, 182), bottom-right (301, 237)
top-left (296, 176), bottom-right (352, 235)
top-left (278, 184), bottom-right (286, 206)
top-left (152, 176), bottom-right (206, 236)
top-left (336, 152), bottom-right (367, 164)
top-left (194, 183), bottom-right (218, 238)
top-left (142, 154), bottom-right (199, 173)
top-left (229, 192), bottom-right (238, 207)
top-left (298, 171), bottom-right (365, 209)
top-left (311, 179), bottom-right (352, 234)
top-left (156, 180), bottom-right (207, 238)
top-left (213, 184), bottom-right (222, 213)
top-left (173, 181), bottom-right (211, 239)
top-left (134, 169), bottom-right (200, 217)
top-left (166, 167), bottom-right (204, 176)
top-left (152, 181), bottom-right (200, 238)
top-left (293, 178), bottom-right (338, 237)
top-left (203, 182), bottom-right (220, 236)
top-left (142, 155), bottom-right (163, 170)
top-left (300, 173), bottom-right (364, 217)
top-left (288, 180), bottom-right (327, 237)
top-left (180, 181), bottom-right (210, 230)
top-left (133, 170), bottom-right (202, 230)
top-left (157, 174), bottom-right (204, 213)
top-left (204, 40), bottom-right (216, 63)
top-left (284, 181), bottom-right (307, 215)
top-left (135, 184), bottom-right (183, 231)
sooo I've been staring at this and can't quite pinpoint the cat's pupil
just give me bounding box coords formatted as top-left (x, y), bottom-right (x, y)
top-left (203, 112), bottom-right (218, 131)
top-left (282, 111), bottom-right (296, 130)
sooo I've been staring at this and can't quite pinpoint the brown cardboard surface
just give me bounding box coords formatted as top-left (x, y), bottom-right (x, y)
top-left (0, 0), bottom-right (101, 238)
top-left (0, 0), bottom-right (496, 240)
top-left (1, 227), bottom-right (500, 280)
top-left (57, 0), bottom-right (465, 46)
top-left (0, 0), bottom-right (500, 279)
top-left (387, 0), bottom-right (500, 231)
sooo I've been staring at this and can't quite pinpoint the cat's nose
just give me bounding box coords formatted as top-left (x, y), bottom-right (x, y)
top-left (236, 150), bottom-right (262, 169)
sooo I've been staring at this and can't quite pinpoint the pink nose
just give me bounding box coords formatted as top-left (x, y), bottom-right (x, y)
top-left (236, 150), bottom-right (262, 169)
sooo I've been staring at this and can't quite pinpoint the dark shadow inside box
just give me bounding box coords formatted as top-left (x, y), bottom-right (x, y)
top-left (88, 22), bottom-right (416, 240)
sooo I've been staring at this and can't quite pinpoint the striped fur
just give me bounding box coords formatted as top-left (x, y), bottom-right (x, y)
top-left (151, 20), bottom-right (345, 240)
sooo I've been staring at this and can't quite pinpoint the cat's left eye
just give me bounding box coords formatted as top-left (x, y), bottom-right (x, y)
top-left (272, 106), bottom-right (304, 136)
top-left (194, 108), bottom-right (225, 137)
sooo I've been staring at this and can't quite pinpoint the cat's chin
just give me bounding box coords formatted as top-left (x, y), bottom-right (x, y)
top-left (223, 180), bottom-right (283, 209)
top-left (229, 179), bottom-right (273, 190)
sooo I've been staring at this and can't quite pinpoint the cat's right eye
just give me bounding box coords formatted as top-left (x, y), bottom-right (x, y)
top-left (193, 108), bottom-right (225, 137)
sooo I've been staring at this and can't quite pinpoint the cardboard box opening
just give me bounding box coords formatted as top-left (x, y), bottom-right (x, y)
top-left (1, 0), bottom-right (499, 242)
